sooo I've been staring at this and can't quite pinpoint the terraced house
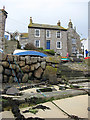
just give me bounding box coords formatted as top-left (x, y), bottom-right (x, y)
top-left (28, 17), bottom-right (81, 57)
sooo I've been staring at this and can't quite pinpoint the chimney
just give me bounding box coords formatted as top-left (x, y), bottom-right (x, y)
top-left (30, 17), bottom-right (32, 24)
top-left (57, 20), bottom-right (60, 26)
top-left (68, 19), bottom-right (73, 28)
top-left (3, 6), bottom-right (5, 10)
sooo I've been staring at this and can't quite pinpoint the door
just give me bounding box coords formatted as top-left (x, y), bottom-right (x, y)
top-left (46, 40), bottom-right (50, 49)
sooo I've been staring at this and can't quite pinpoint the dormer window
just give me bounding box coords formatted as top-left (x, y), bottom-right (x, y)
top-left (35, 29), bottom-right (40, 37)
top-left (56, 31), bottom-right (61, 38)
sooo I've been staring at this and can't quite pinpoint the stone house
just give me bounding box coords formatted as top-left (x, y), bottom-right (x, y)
top-left (28, 17), bottom-right (67, 56)
top-left (0, 6), bottom-right (8, 51)
top-left (19, 33), bottom-right (29, 49)
top-left (67, 20), bottom-right (81, 57)
top-left (28, 17), bottom-right (81, 57)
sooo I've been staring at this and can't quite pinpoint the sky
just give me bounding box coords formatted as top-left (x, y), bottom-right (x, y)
top-left (0, 0), bottom-right (89, 39)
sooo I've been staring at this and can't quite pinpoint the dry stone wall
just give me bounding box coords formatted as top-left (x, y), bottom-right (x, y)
top-left (0, 53), bottom-right (46, 83)
top-left (0, 53), bottom-right (60, 83)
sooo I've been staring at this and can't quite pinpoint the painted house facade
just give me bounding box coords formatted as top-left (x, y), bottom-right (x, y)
top-left (28, 17), bottom-right (81, 57)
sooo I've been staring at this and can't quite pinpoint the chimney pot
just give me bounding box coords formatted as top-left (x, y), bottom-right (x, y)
top-left (30, 17), bottom-right (32, 24)
top-left (3, 6), bottom-right (5, 10)
top-left (57, 20), bottom-right (60, 26)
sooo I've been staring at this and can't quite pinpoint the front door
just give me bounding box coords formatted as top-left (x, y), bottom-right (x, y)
top-left (46, 40), bottom-right (50, 49)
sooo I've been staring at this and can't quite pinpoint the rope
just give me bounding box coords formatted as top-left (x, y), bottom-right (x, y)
top-left (13, 57), bottom-right (47, 97)
top-left (13, 57), bottom-right (24, 74)
top-left (7, 55), bottom-right (21, 88)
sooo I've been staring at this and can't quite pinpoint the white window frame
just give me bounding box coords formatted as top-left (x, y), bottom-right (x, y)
top-left (72, 38), bottom-right (76, 44)
top-left (56, 31), bottom-right (61, 38)
top-left (35, 29), bottom-right (40, 37)
top-left (56, 41), bottom-right (62, 49)
top-left (46, 30), bottom-right (51, 38)
top-left (72, 46), bottom-right (76, 53)
top-left (35, 40), bottom-right (40, 48)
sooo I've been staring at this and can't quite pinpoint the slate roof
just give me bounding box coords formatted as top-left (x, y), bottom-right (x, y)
top-left (20, 33), bottom-right (28, 38)
top-left (28, 23), bottom-right (67, 31)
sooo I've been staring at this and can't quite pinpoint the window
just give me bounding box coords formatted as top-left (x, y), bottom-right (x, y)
top-left (35, 29), bottom-right (40, 37)
top-left (56, 31), bottom-right (61, 38)
top-left (72, 38), bottom-right (76, 44)
top-left (46, 30), bottom-right (50, 38)
top-left (56, 41), bottom-right (62, 49)
top-left (72, 46), bottom-right (76, 53)
top-left (35, 40), bottom-right (40, 48)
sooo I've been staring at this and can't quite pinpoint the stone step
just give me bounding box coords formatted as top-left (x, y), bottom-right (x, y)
top-left (69, 79), bottom-right (89, 83)
top-left (68, 76), bottom-right (86, 80)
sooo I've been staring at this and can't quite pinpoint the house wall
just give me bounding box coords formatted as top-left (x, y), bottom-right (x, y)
top-left (19, 38), bottom-right (29, 49)
top-left (4, 40), bottom-right (18, 54)
top-left (0, 53), bottom-right (59, 83)
top-left (28, 28), bottom-right (67, 56)
top-left (0, 10), bottom-right (7, 50)
top-left (67, 28), bottom-right (81, 56)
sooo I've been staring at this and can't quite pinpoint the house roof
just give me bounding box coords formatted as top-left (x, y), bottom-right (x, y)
top-left (20, 33), bottom-right (28, 38)
top-left (28, 23), bottom-right (67, 31)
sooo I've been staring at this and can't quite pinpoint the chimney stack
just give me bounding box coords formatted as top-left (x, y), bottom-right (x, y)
top-left (57, 20), bottom-right (61, 26)
top-left (3, 6), bottom-right (5, 10)
top-left (30, 17), bottom-right (32, 24)
top-left (68, 19), bottom-right (73, 28)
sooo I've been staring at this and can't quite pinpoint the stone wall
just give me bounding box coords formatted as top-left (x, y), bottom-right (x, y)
top-left (0, 54), bottom-right (60, 83)
top-left (0, 53), bottom-right (60, 83)
top-left (0, 53), bottom-right (46, 83)
top-left (4, 40), bottom-right (18, 54)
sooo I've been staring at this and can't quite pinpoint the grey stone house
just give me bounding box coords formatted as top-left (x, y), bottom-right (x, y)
top-left (19, 33), bottom-right (29, 49)
top-left (28, 17), bottom-right (67, 56)
top-left (67, 20), bottom-right (81, 57)
top-left (28, 17), bottom-right (81, 57)
top-left (0, 6), bottom-right (8, 51)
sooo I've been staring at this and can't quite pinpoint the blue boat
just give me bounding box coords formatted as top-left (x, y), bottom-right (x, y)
top-left (61, 57), bottom-right (70, 62)
top-left (13, 50), bottom-right (47, 57)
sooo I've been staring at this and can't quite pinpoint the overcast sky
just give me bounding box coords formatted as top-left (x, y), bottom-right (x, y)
top-left (0, 0), bottom-right (89, 39)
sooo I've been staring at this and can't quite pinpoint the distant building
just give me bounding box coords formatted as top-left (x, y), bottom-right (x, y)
top-left (28, 17), bottom-right (81, 57)
top-left (81, 38), bottom-right (88, 57)
top-left (0, 6), bottom-right (8, 51)
top-left (67, 20), bottom-right (81, 57)
top-left (19, 33), bottom-right (29, 49)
